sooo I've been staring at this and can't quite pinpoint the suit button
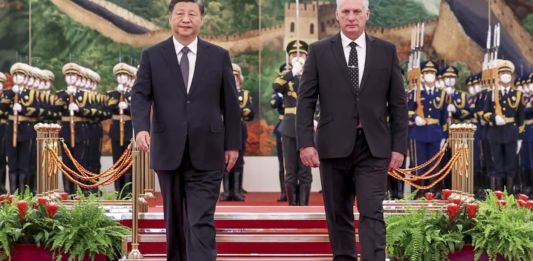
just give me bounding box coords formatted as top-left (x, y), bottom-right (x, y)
top-left (187, 100), bottom-right (191, 104)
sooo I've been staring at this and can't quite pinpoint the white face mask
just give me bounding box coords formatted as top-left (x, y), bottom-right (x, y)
top-left (0, 83), bottom-right (3, 90)
top-left (529, 83), bottom-right (533, 93)
top-left (14, 74), bottom-right (25, 85)
top-left (474, 84), bottom-right (482, 93)
top-left (424, 73), bottom-right (436, 84)
top-left (444, 77), bottom-right (456, 87)
top-left (468, 86), bottom-right (475, 95)
top-left (499, 73), bottom-right (512, 84)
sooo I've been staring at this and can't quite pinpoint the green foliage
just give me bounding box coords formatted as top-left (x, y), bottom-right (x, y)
top-left (0, 191), bottom-right (130, 260)
top-left (369, 0), bottom-right (437, 27)
top-left (386, 208), bottom-right (465, 261)
top-left (107, 0), bottom-right (169, 28)
top-left (523, 14), bottom-right (533, 37)
top-left (468, 191), bottom-right (533, 261)
top-left (49, 194), bottom-right (130, 261)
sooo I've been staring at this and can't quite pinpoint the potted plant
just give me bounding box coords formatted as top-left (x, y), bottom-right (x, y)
top-left (386, 190), bottom-right (533, 261)
top-left (467, 191), bottom-right (533, 261)
top-left (0, 190), bottom-right (130, 261)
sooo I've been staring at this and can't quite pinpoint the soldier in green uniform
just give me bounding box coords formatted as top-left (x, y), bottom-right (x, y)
top-left (273, 40), bottom-right (312, 206)
top-left (220, 63), bottom-right (254, 201)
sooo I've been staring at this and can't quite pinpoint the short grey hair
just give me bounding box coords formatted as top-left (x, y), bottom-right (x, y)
top-left (336, 0), bottom-right (369, 10)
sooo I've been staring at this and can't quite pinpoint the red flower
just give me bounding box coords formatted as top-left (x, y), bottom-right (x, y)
top-left (425, 192), bottom-right (434, 200)
top-left (7, 195), bottom-right (13, 204)
top-left (517, 194), bottom-right (529, 201)
top-left (58, 192), bottom-right (69, 201)
top-left (517, 199), bottom-right (527, 208)
top-left (442, 189), bottom-right (452, 200)
top-left (447, 203), bottom-right (460, 221)
top-left (466, 203), bottom-right (478, 219)
top-left (450, 198), bottom-right (462, 205)
top-left (45, 202), bottom-right (59, 218)
top-left (495, 191), bottom-right (504, 200)
top-left (497, 200), bottom-right (507, 206)
top-left (74, 196), bottom-right (81, 201)
top-left (0, 194), bottom-right (6, 203)
top-left (16, 200), bottom-right (28, 220)
top-left (527, 200), bottom-right (533, 209)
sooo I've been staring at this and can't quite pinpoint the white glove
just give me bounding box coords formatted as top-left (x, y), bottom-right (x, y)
top-left (445, 87), bottom-right (454, 95)
top-left (66, 86), bottom-right (77, 95)
top-left (12, 103), bottom-right (22, 112)
top-left (495, 115), bottom-right (506, 126)
top-left (415, 116), bottom-right (426, 126)
top-left (116, 84), bottom-right (124, 92)
top-left (440, 139), bottom-right (446, 149)
top-left (313, 120), bottom-right (318, 130)
top-left (68, 103), bottom-right (79, 112)
top-left (517, 140), bottom-right (522, 154)
top-left (291, 58), bottom-right (304, 76)
top-left (12, 85), bottom-right (20, 94)
top-left (118, 101), bottom-right (128, 110)
top-left (447, 104), bottom-right (457, 113)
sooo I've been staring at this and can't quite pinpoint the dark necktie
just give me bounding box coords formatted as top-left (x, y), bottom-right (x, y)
top-left (348, 42), bottom-right (359, 92)
top-left (180, 47), bottom-right (190, 90)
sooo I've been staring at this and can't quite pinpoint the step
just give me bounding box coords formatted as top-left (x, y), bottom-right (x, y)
top-left (122, 254), bottom-right (334, 261)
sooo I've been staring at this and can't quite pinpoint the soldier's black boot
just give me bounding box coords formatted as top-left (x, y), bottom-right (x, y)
top-left (232, 171), bottom-right (245, 201)
top-left (286, 183), bottom-right (299, 206)
top-left (298, 184), bottom-right (311, 206)
top-left (277, 171), bottom-right (287, 202)
top-left (506, 176), bottom-right (514, 195)
top-left (239, 171), bottom-right (247, 194)
top-left (219, 174), bottom-right (232, 201)
top-left (8, 173), bottom-right (17, 194)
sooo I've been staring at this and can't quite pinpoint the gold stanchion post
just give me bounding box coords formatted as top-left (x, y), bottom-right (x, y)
top-left (128, 139), bottom-right (143, 259)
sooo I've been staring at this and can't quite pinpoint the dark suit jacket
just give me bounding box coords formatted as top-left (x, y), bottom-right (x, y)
top-left (131, 37), bottom-right (241, 171)
top-left (297, 33), bottom-right (408, 159)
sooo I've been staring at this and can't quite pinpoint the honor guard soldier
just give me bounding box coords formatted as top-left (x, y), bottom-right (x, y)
top-left (466, 74), bottom-right (485, 196)
top-left (56, 63), bottom-right (91, 195)
top-left (108, 63), bottom-right (134, 197)
top-left (219, 63), bottom-right (254, 201)
top-left (4, 64), bottom-right (41, 193)
top-left (443, 65), bottom-right (470, 123)
top-left (273, 40), bottom-right (313, 206)
top-left (408, 60), bottom-right (448, 192)
top-left (0, 72), bottom-right (7, 194)
top-left (521, 73), bottom-right (533, 197)
top-left (483, 59), bottom-right (525, 193)
top-left (271, 64), bottom-right (287, 201)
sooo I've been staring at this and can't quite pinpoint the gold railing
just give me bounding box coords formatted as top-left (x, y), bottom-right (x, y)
top-left (389, 123), bottom-right (476, 195)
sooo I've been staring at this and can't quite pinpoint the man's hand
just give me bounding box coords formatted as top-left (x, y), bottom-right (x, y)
top-left (388, 152), bottom-right (404, 171)
top-left (225, 150), bottom-right (239, 172)
top-left (136, 131), bottom-right (150, 152)
top-left (300, 147), bottom-right (320, 168)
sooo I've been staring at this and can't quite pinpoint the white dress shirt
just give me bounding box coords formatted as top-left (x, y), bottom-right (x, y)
top-left (340, 31), bottom-right (366, 85)
top-left (173, 37), bottom-right (198, 93)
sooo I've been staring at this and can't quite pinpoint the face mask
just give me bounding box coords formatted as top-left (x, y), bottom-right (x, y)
top-left (529, 83), bottom-right (533, 93)
top-left (468, 86), bottom-right (475, 95)
top-left (499, 73), bottom-right (512, 84)
top-left (0, 83), bottom-right (3, 90)
top-left (474, 84), bottom-right (482, 93)
top-left (14, 74), bottom-right (25, 84)
top-left (445, 77), bottom-right (456, 87)
top-left (424, 73), bottom-right (436, 84)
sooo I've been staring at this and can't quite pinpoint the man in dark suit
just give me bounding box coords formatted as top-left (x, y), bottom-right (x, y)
top-left (131, 1), bottom-right (241, 260)
top-left (296, 0), bottom-right (408, 260)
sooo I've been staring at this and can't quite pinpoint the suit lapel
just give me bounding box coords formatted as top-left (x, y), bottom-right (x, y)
top-left (160, 37), bottom-right (186, 94)
top-left (188, 38), bottom-right (209, 96)
top-left (330, 33), bottom-right (353, 94)
top-left (359, 34), bottom-right (375, 94)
